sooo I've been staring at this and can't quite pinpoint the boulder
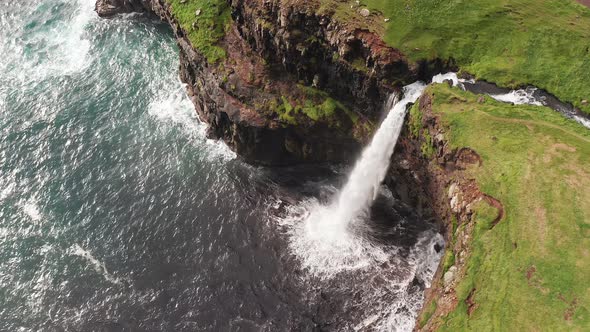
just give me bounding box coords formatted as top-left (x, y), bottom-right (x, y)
top-left (95, 0), bottom-right (143, 17)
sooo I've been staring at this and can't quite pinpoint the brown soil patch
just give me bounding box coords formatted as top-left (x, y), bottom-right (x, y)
top-left (482, 194), bottom-right (505, 228)
top-left (465, 288), bottom-right (478, 316)
top-left (526, 266), bottom-right (537, 281)
top-left (460, 179), bottom-right (483, 203)
top-left (354, 29), bottom-right (406, 65)
top-left (525, 265), bottom-right (550, 294)
top-left (456, 147), bottom-right (483, 168)
top-left (543, 143), bottom-right (577, 163)
top-left (579, 248), bottom-right (590, 268)
top-left (577, 0), bottom-right (590, 8)
top-left (558, 294), bottom-right (579, 321)
top-left (564, 163), bottom-right (590, 190)
top-left (523, 152), bottom-right (534, 180)
top-left (534, 206), bottom-right (547, 249)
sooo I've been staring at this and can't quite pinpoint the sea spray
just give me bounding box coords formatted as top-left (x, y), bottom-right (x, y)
top-left (281, 81), bottom-right (427, 277)
top-left (69, 244), bottom-right (123, 285)
top-left (147, 82), bottom-right (237, 161)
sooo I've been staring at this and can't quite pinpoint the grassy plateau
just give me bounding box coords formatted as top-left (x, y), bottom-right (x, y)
top-left (326, 0), bottom-right (590, 114)
top-left (418, 83), bottom-right (590, 331)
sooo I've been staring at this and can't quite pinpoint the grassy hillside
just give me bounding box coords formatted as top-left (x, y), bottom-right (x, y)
top-left (358, 0), bottom-right (590, 114)
top-left (421, 84), bottom-right (590, 330)
top-left (167, 0), bottom-right (231, 63)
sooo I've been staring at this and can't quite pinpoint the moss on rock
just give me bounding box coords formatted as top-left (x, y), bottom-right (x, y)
top-left (167, 0), bottom-right (231, 63)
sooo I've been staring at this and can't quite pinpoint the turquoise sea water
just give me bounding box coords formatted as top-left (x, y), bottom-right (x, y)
top-left (0, 1), bottom-right (443, 330)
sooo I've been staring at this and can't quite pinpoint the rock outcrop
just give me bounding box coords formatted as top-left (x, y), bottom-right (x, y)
top-left (95, 0), bottom-right (149, 17)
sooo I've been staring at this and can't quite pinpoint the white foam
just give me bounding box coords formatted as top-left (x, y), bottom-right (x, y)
top-left (57, 0), bottom-right (95, 74)
top-left (370, 232), bottom-right (445, 332)
top-left (20, 199), bottom-right (42, 222)
top-left (148, 84), bottom-right (196, 124)
top-left (573, 115), bottom-right (590, 129)
top-left (0, 91), bottom-right (5, 113)
top-left (278, 198), bottom-right (391, 277)
top-left (0, 181), bottom-right (15, 201)
top-left (431, 72), bottom-right (461, 87)
top-left (7, 0), bottom-right (96, 82)
top-left (148, 82), bottom-right (237, 161)
top-left (69, 244), bottom-right (122, 285)
top-left (490, 87), bottom-right (543, 106)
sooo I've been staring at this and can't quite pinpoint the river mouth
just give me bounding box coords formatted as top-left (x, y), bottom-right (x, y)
top-left (0, 2), bottom-right (443, 331)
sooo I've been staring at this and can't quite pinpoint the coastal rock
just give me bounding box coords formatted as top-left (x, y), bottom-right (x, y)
top-left (95, 0), bottom-right (146, 17)
top-left (443, 269), bottom-right (454, 286)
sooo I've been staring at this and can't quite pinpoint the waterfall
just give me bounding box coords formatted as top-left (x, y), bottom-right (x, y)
top-left (278, 81), bottom-right (441, 330)
top-left (281, 81), bottom-right (428, 277)
top-left (331, 81), bottom-right (426, 227)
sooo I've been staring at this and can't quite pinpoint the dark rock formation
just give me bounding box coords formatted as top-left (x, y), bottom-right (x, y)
top-left (230, 0), bottom-right (410, 118)
top-left (96, 0), bottom-right (148, 17)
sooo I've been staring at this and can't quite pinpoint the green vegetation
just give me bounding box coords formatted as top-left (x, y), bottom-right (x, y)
top-left (273, 85), bottom-right (359, 126)
top-left (419, 300), bottom-right (438, 328)
top-left (351, 57), bottom-right (369, 73)
top-left (441, 250), bottom-right (455, 274)
top-left (341, 0), bottom-right (590, 114)
top-left (167, 0), bottom-right (231, 63)
top-left (408, 101), bottom-right (423, 138)
top-left (425, 84), bottom-right (590, 330)
top-left (409, 102), bottom-right (435, 157)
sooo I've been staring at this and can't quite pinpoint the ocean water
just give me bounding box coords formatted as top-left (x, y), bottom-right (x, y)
top-left (0, 1), bottom-right (443, 331)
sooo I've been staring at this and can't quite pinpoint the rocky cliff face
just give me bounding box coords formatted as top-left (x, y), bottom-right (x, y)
top-left (96, 0), bottom-right (454, 165)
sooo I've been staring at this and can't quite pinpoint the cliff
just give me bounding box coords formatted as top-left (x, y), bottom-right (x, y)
top-left (408, 84), bottom-right (590, 331)
top-left (96, 0), bottom-right (454, 165)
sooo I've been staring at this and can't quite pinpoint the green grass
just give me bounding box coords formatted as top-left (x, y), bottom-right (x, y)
top-left (167, 0), bottom-right (231, 63)
top-left (419, 300), bottom-right (439, 328)
top-left (273, 85), bottom-right (360, 126)
top-left (347, 0), bottom-right (590, 114)
top-left (423, 84), bottom-right (590, 330)
top-left (409, 102), bottom-right (436, 157)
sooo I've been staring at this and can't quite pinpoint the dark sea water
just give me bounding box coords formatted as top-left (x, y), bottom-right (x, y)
top-left (0, 1), bottom-right (443, 331)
